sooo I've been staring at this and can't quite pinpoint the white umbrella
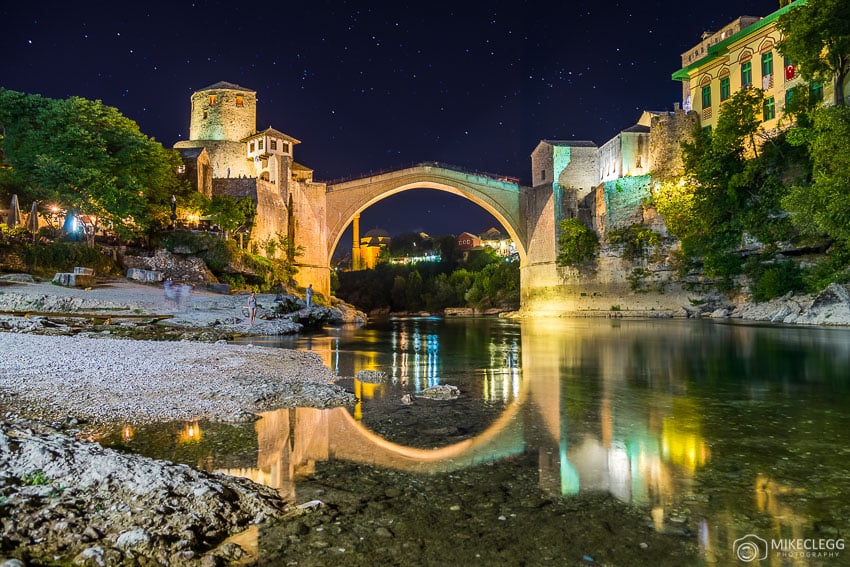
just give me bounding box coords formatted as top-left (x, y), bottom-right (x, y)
top-left (7, 194), bottom-right (22, 228)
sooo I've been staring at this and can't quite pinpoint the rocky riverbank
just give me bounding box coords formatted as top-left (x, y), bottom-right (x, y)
top-left (0, 276), bottom-right (366, 564)
top-left (0, 419), bottom-right (290, 566)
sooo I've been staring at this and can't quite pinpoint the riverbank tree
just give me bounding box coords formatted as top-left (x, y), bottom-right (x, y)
top-left (334, 247), bottom-right (519, 313)
top-left (0, 89), bottom-right (204, 242)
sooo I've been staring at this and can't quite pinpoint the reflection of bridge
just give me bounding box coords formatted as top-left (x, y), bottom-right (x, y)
top-left (221, 320), bottom-right (710, 509)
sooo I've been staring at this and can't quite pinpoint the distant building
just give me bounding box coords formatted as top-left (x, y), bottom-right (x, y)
top-left (478, 227), bottom-right (515, 257)
top-left (359, 228), bottom-right (391, 270)
top-left (457, 232), bottom-right (481, 250)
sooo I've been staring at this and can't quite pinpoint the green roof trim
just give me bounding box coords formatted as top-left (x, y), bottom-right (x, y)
top-left (672, 0), bottom-right (807, 82)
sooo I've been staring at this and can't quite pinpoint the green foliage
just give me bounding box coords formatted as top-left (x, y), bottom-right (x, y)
top-left (782, 106), bottom-right (850, 243)
top-left (656, 89), bottom-right (804, 292)
top-left (20, 242), bottom-right (120, 278)
top-left (335, 249), bottom-right (519, 313)
top-left (21, 470), bottom-right (50, 486)
top-left (778, 0), bottom-right (850, 105)
top-left (606, 223), bottom-right (660, 262)
top-left (744, 255), bottom-right (805, 302)
top-left (0, 89), bottom-right (194, 240)
top-left (556, 218), bottom-right (599, 267)
top-left (206, 195), bottom-right (255, 234)
top-left (800, 241), bottom-right (850, 292)
top-left (255, 232), bottom-right (303, 288)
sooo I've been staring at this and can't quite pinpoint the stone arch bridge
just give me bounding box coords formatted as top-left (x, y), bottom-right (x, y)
top-left (324, 163), bottom-right (527, 263)
top-left (294, 162), bottom-right (558, 301)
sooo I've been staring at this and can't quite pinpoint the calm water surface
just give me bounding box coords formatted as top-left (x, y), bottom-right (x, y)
top-left (103, 318), bottom-right (850, 565)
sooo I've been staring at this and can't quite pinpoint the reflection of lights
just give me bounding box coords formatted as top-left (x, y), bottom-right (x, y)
top-left (177, 420), bottom-right (203, 443)
top-left (121, 425), bottom-right (134, 442)
top-left (389, 321), bottom-right (442, 392)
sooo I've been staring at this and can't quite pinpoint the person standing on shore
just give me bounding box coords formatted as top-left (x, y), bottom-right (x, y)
top-left (306, 284), bottom-right (313, 309)
top-left (179, 284), bottom-right (192, 312)
top-left (247, 292), bottom-right (257, 326)
top-left (163, 279), bottom-right (176, 311)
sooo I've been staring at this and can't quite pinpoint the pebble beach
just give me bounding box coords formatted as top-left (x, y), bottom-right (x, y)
top-left (0, 277), bottom-right (360, 565)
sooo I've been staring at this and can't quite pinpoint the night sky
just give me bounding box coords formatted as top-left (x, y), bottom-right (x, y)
top-left (1, 0), bottom-right (780, 239)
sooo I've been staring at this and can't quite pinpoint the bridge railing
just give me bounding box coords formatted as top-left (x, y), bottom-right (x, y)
top-left (321, 161), bottom-right (521, 187)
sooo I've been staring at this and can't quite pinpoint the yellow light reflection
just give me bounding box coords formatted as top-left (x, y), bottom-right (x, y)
top-left (177, 420), bottom-right (203, 443)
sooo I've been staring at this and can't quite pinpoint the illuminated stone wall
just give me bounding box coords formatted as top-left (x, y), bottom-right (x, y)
top-left (649, 109), bottom-right (698, 181)
top-left (288, 179), bottom-right (330, 294)
top-left (188, 84), bottom-right (256, 142)
top-left (600, 175), bottom-right (653, 232)
top-left (175, 140), bottom-right (254, 179)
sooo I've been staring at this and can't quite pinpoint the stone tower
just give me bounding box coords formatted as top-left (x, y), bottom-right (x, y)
top-left (188, 81), bottom-right (256, 141)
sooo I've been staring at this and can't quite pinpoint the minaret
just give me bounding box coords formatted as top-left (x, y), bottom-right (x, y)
top-left (352, 214), bottom-right (362, 271)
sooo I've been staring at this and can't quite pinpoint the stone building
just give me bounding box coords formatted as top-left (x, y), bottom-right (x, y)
top-left (174, 81), bottom-right (329, 293)
top-left (359, 228), bottom-right (391, 270)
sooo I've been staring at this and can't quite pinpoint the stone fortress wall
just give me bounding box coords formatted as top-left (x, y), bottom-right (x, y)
top-left (174, 81), bottom-right (328, 293)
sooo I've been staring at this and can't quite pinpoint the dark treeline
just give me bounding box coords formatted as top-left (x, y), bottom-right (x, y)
top-left (334, 247), bottom-right (520, 313)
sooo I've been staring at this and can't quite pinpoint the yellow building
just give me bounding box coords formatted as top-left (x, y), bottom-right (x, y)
top-left (672, 0), bottom-right (831, 133)
top-left (359, 228), bottom-right (391, 270)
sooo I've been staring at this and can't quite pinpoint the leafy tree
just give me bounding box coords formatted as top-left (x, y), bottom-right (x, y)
top-left (778, 0), bottom-right (850, 106)
top-left (206, 195), bottom-right (255, 234)
top-left (655, 88), bottom-right (802, 290)
top-left (782, 105), bottom-right (850, 242)
top-left (556, 218), bottom-right (599, 267)
top-left (0, 89), bottom-right (195, 241)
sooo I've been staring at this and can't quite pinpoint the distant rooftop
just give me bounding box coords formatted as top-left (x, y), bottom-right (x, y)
top-left (196, 81), bottom-right (255, 93)
top-left (543, 140), bottom-right (597, 147)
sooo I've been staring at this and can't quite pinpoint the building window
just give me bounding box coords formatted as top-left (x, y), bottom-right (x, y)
top-left (763, 96), bottom-right (775, 121)
top-left (177, 165), bottom-right (186, 174)
top-left (202, 110), bottom-right (208, 120)
top-left (761, 52), bottom-right (773, 89)
top-left (761, 52), bottom-right (773, 80)
top-left (785, 87), bottom-right (795, 110)
top-left (540, 169), bottom-right (545, 181)
top-left (208, 95), bottom-right (217, 106)
top-left (720, 76), bottom-right (731, 101)
top-left (249, 142), bottom-right (255, 152)
top-left (701, 85), bottom-right (711, 109)
top-left (282, 142), bottom-right (290, 153)
top-left (258, 139), bottom-right (264, 150)
top-left (784, 56), bottom-right (795, 81)
top-left (810, 81), bottom-right (823, 101)
top-left (741, 61), bottom-right (752, 88)
top-left (270, 140), bottom-right (277, 150)
top-left (236, 95), bottom-right (243, 108)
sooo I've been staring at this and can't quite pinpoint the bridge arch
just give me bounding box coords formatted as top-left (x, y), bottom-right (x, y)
top-left (325, 164), bottom-right (527, 266)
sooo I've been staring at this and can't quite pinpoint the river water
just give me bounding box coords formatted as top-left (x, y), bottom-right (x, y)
top-left (103, 317), bottom-right (850, 566)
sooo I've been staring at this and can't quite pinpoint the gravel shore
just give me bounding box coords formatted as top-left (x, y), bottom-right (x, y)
top-left (0, 333), bottom-right (355, 426)
top-left (0, 278), bottom-right (359, 426)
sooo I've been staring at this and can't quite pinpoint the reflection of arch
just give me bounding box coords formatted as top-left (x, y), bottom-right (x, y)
top-left (325, 164), bottom-right (526, 266)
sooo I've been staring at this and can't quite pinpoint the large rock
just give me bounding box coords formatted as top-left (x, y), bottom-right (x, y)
top-left (122, 249), bottom-right (216, 285)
